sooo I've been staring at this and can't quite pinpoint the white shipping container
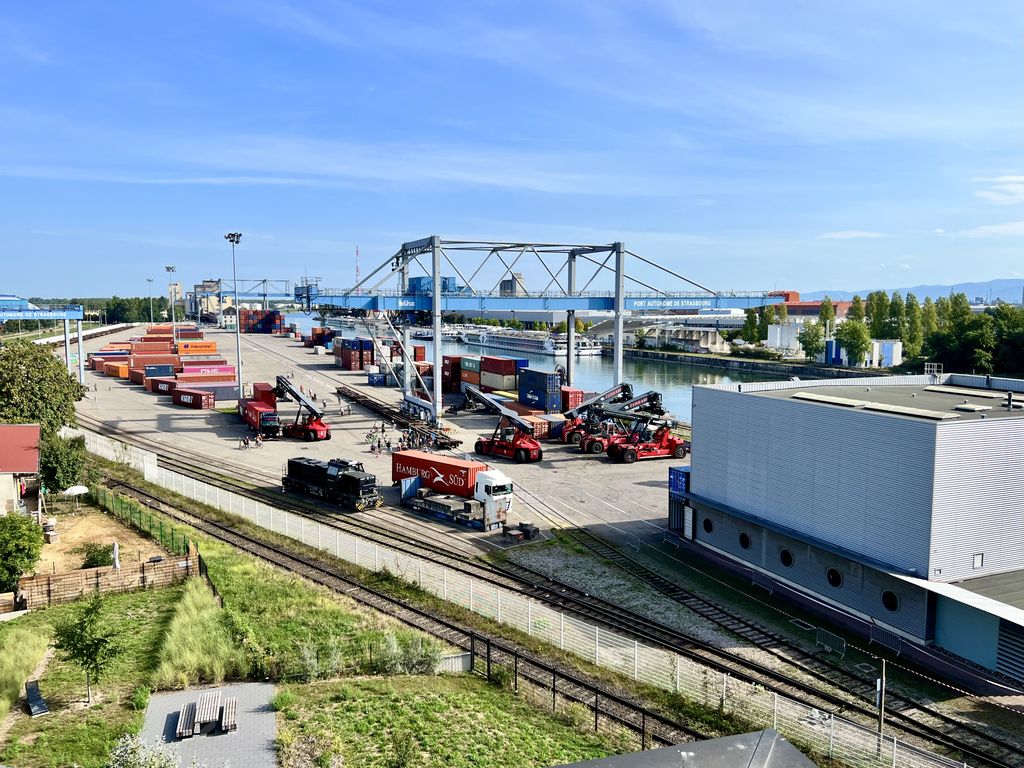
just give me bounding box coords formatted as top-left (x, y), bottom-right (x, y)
top-left (364, 365), bottom-right (380, 374)
top-left (480, 371), bottom-right (517, 391)
top-left (314, 345), bottom-right (327, 355)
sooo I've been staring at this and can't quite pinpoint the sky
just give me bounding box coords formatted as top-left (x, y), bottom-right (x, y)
top-left (1, 1), bottom-right (1023, 298)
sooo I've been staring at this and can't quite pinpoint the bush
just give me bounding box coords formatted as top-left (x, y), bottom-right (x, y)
top-left (130, 685), bottom-right (151, 711)
top-left (150, 578), bottom-right (245, 689)
top-left (270, 689), bottom-right (297, 712)
top-left (75, 541), bottom-right (114, 569)
top-left (0, 514), bottom-right (44, 592)
top-left (108, 734), bottom-right (179, 768)
top-left (729, 344), bottom-right (783, 361)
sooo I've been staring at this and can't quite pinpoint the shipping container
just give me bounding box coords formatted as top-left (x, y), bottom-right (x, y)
top-left (460, 356), bottom-right (482, 373)
top-left (669, 466), bottom-right (691, 498)
top-left (128, 368), bottom-right (146, 385)
top-left (368, 373), bottom-right (387, 386)
top-left (176, 340), bottom-right (218, 354)
top-left (481, 356), bottom-right (518, 376)
top-left (560, 386), bottom-right (585, 411)
top-left (252, 382), bottom-right (277, 408)
top-left (149, 377), bottom-right (178, 394)
top-left (518, 385), bottom-right (561, 413)
top-left (519, 368), bottom-right (561, 392)
top-left (174, 372), bottom-right (237, 384)
top-left (173, 388), bottom-right (215, 409)
top-left (131, 342), bottom-right (173, 354)
top-left (523, 415), bottom-right (549, 439)
top-left (182, 364), bottom-right (235, 375)
top-left (103, 362), bottom-right (130, 378)
top-left (144, 364), bottom-right (175, 378)
top-left (128, 355), bottom-right (179, 369)
top-left (506, 401), bottom-right (544, 416)
top-left (412, 345), bottom-right (426, 361)
top-left (391, 451), bottom-right (485, 498)
top-left (200, 383), bottom-right (241, 401)
top-left (459, 370), bottom-right (481, 385)
top-left (480, 371), bottom-right (517, 391)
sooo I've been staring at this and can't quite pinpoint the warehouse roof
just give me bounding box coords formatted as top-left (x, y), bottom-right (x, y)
top-left (892, 572), bottom-right (1024, 626)
top-left (750, 383), bottom-right (1024, 422)
top-left (0, 424), bottom-right (41, 474)
top-left (955, 569), bottom-right (1024, 612)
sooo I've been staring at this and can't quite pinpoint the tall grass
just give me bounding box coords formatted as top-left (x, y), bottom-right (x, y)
top-left (0, 626), bottom-right (49, 720)
top-left (151, 578), bottom-right (246, 689)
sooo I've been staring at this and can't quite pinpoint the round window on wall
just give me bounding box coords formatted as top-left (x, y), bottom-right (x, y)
top-left (779, 548), bottom-right (794, 568)
top-left (739, 532), bottom-right (751, 550)
top-left (826, 568), bottom-right (843, 588)
top-left (702, 518), bottom-right (713, 534)
top-left (881, 590), bottom-right (900, 612)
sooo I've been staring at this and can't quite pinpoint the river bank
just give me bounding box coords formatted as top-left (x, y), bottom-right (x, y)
top-left (620, 347), bottom-right (879, 379)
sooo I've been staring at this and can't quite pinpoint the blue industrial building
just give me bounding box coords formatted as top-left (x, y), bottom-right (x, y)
top-left (669, 373), bottom-right (1024, 688)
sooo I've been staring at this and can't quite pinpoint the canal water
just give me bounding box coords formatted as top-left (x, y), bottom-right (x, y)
top-left (284, 314), bottom-right (777, 420)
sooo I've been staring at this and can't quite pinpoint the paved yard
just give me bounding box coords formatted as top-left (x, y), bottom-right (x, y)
top-left (141, 682), bottom-right (276, 768)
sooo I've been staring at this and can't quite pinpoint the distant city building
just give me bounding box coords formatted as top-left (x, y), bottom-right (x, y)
top-left (671, 373), bottom-right (1024, 687)
top-left (499, 273), bottom-right (527, 297)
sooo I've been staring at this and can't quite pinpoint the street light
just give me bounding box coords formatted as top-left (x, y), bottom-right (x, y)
top-left (164, 266), bottom-right (176, 341)
top-left (146, 278), bottom-right (154, 324)
top-left (224, 233), bottom-right (243, 396)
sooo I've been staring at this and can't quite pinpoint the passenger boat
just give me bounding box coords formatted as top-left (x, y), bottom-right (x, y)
top-left (459, 329), bottom-right (603, 356)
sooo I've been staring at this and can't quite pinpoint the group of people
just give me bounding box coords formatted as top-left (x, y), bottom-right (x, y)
top-left (238, 433), bottom-right (264, 449)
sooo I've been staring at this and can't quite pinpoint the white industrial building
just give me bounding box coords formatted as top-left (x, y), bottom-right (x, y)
top-left (670, 373), bottom-right (1024, 687)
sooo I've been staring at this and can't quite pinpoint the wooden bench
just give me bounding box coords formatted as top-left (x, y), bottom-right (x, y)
top-left (175, 702), bottom-right (196, 739)
top-left (220, 696), bottom-right (238, 732)
top-left (25, 680), bottom-right (49, 718)
top-left (195, 690), bottom-right (222, 734)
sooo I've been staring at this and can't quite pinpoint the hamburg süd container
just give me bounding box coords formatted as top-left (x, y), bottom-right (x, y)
top-left (391, 450), bottom-right (484, 498)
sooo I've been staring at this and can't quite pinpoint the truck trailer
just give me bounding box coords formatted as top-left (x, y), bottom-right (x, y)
top-left (240, 399), bottom-right (280, 437)
top-left (282, 457), bottom-right (383, 510)
top-left (391, 450), bottom-right (512, 531)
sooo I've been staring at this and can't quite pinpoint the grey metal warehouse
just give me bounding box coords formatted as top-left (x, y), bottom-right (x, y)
top-left (668, 372), bottom-right (1024, 689)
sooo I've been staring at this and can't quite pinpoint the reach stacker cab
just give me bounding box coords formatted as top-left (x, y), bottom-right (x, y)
top-left (464, 385), bottom-right (544, 463)
top-left (561, 382), bottom-right (634, 444)
top-left (608, 418), bottom-right (691, 463)
top-left (274, 375), bottom-right (332, 441)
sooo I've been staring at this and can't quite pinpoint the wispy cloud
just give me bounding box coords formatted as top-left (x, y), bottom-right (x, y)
top-left (954, 220), bottom-right (1024, 238)
top-left (817, 230), bottom-right (889, 240)
top-left (974, 174), bottom-right (1024, 205)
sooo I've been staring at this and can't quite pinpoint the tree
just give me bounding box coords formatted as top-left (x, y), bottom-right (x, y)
top-left (741, 308), bottom-right (758, 343)
top-left (757, 307), bottom-right (771, 340)
top-left (865, 291), bottom-right (890, 339)
top-left (922, 296), bottom-right (938, 337)
top-left (818, 296), bottom-right (835, 332)
top-left (990, 304), bottom-right (1024, 377)
top-left (0, 340), bottom-right (85, 439)
top-left (847, 295), bottom-right (865, 323)
top-left (0, 514), bottom-right (44, 591)
top-left (39, 434), bottom-right (85, 493)
top-left (634, 328), bottom-right (648, 348)
top-left (775, 302), bottom-right (788, 324)
top-left (835, 319), bottom-right (872, 367)
top-left (886, 291), bottom-right (906, 341)
top-left (797, 321), bottom-right (825, 360)
top-left (926, 293), bottom-right (996, 373)
top-left (934, 296), bottom-right (950, 330)
top-left (53, 593), bottom-right (121, 704)
top-left (904, 292), bottom-right (924, 359)
top-left (574, 318), bottom-right (585, 334)
top-left (554, 320), bottom-right (568, 334)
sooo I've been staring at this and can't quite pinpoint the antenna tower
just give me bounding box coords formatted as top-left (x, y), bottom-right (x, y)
top-left (354, 245), bottom-right (360, 294)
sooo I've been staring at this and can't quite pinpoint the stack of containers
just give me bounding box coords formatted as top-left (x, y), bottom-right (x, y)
top-left (518, 368), bottom-right (562, 413)
top-left (560, 386), bottom-right (585, 411)
top-left (335, 339), bottom-right (364, 371)
top-left (522, 415), bottom-right (549, 439)
top-left (239, 309), bottom-right (285, 334)
top-left (459, 356), bottom-right (481, 392)
top-left (480, 356), bottom-right (518, 393)
top-left (540, 413), bottom-right (568, 440)
top-left (359, 338), bottom-right (375, 369)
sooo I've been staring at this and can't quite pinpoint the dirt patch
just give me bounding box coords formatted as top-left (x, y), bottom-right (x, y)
top-left (34, 508), bottom-right (166, 574)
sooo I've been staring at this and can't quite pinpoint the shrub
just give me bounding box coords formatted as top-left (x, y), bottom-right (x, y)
top-left (270, 689), bottom-right (296, 712)
top-left (130, 685), bottom-right (151, 711)
top-left (0, 513), bottom-right (44, 591)
top-left (151, 579), bottom-right (245, 689)
top-left (75, 541), bottom-right (114, 569)
top-left (387, 730), bottom-right (419, 768)
top-left (108, 734), bottom-right (179, 768)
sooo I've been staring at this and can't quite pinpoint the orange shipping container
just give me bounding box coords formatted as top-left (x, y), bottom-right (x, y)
top-left (506, 402), bottom-right (543, 417)
top-left (459, 370), bottom-right (481, 385)
top-left (128, 355), bottom-right (179, 369)
top-left (176, 340), bottom-right (218, 354)
top-left (522, 415), bottom-right (549, 439)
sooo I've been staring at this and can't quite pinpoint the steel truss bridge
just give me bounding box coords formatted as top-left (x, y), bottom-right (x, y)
top-left (189, 279), bottom-right (300, 322)
top-left (0, 305), bottom-right (87, 384)
top-left (295, 236), bottom-right (780, 422)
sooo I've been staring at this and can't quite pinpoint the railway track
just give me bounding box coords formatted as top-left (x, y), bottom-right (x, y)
top-left (104, 478), bottom-right (701, 748)
top-left (510, 483), bottom-right (1024, 768)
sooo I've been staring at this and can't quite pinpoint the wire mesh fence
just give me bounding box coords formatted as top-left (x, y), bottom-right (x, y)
top-left (78, 428), bottom-right (970, 768)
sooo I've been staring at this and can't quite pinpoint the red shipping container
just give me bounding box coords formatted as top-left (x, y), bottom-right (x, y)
top-left (90, 357), bottom-right (106, 370)
top-left (523, 415), bottom-right (549, 439)
top-left (560, 386), bottom-right (584, 410)
top-left (413, 345), bottom-right (426, 361)
top-left (173, 388), bottom-right (215, 409)
top-left (252, 382), bottom-right (277, 408)
top-left (128, 368), bottom-right (146, 385)
top-left (506, 401), bottom-right (543, 416)
top-left (481, 356), bottom-right (517, 376)
top-left (459, 370), bottom-right (481, 385)
top-left (391, 451), bottom-right (488, 497)
top-left (131, 342), bottom-right (173, 353)
top-left (128, 355), bottom-right (179, 368)
top-left (149, 377), bottom-right (178, 394)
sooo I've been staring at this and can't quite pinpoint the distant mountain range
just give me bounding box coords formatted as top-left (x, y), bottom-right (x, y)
top-left (802, 278), bottom-right (1024, 304)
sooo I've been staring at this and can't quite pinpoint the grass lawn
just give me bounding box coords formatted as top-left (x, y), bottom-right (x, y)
top-left (276, 676), bottom-right (623, 768)
top-left (0, 586), bottom-right (182, 768)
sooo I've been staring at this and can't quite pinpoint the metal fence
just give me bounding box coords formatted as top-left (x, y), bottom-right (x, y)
top-left (78, 428), bottom-right (969, 768)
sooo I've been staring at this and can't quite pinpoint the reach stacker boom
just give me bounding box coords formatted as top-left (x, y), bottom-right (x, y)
top-left (464, 385), bottom-right (544, 463)
top-left (274, 375), bottom-right (332, 441)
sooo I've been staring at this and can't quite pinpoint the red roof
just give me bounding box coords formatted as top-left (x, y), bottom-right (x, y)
top-left (0, 424), bottom-right (41, 474)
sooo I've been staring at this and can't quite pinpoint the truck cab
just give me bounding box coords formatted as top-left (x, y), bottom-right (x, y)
top-left (473, 468), bottom-right (514, 529)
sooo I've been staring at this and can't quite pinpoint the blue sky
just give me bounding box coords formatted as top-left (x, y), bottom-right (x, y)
top-left (2, 1), bottom-right (1022, 298)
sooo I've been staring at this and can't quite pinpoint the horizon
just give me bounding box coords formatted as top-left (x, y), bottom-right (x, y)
top-left (2, 2), bottom-right (1022, 296)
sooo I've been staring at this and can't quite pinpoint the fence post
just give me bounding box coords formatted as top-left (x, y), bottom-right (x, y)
top-left (720, 673), bottom-right (727, 711)
top-left (674, 655), bottom-right (680, 694)
top-left (551, 671), bottom-right (557, 712)
top-left (469, 634), bottom-right (475, 672)
top-left (594, 693), bottom-right (599, 732)
top-left (159, 521), bottom-right (164, 547)
top-left (772, 692), bottom-right (778, 729)
top-left (560, 613), bottom-right (564, 650)
top-left (486, 637), bottom-right (491, 681)
top-left (641, 712), bottom-right (646, 751)
top-left (892, 736), bottom-right (897, 768)
top-left (828, 714), bottom-right (834, 758)
top-left (633, 640), bottom-right (638, 681)
top-left (514, 653), bottom-right (518, 693)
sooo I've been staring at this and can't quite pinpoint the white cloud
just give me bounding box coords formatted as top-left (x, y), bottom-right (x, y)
top-left (932, 228), bottom-right (946, 235)
top-left (955, 220), bottom-right (1024, 238)
top-left (973, 175), bottom-right (1024, 205)
top-left (817, 230), bottom-right (889, 240)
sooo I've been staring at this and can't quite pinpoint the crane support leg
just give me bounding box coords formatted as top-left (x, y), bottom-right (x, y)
top-left (613, 242), bottom-right (625, 385)
top-left (431, 236), bottom-right (443, 422)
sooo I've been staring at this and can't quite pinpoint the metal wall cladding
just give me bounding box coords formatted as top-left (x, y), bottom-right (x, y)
top-left (480, 371), bottom-right (517, 391)
top-left (692, 501), bottom-right (930, 640)
top-left (173, 388), bottom-right (215, 409)
top-left (690, 386), bottom-right (936, 575)
top-left (517, 386), bottom-right (560, 412)
top-left (931, 419), bottom-right (1024, 582)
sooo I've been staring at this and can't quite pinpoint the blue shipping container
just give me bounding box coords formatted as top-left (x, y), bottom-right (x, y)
top-left (325, 341), bottom-right (333, 352)
top-left (669, 466), bottom-right (690, 497)
top-left (144, 364), bottom-right (174, 377)
top-left (360, 339), bottom-right (373, 350)
top-left (518, 385), bottom-right (561, 412)
top-left (519, 368), bottom-right (560, 392)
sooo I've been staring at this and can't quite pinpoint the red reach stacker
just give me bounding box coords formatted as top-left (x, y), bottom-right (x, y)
top-left (273, 375), bottom-right (332, 441)
top-left (464, 385), bottom-right (544, 463)
top-left (577, 392), bottom-right (666, 453)
top-left (607, 415), bottom-right (691, 463)
top-left (560, 382), bottom-right (634, 445)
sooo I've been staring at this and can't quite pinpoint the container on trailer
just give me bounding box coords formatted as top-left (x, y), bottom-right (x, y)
top-left (480, 371), bottom-right (517, 391)
top-left (252, 382), bottom-right (277, 408)
top-left (173, 388), bottom-right (215, 409)
top-left (200, 383), bottom-right (240, 401)
top-left (144, 364), bottom-right (175, 378)
top-left (391, 451), bottom-right (484, 498)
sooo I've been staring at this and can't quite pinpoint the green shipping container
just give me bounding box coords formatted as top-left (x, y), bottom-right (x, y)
top-left (460, 356), bottom-right (482, 373)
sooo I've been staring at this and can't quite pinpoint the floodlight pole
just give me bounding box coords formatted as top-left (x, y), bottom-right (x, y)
top-left (146, 278), bottom-right (154, 324)
top-left (165, 266), bottom-right (176, 341)
top-left (225, 233), bottom-right (244, 397)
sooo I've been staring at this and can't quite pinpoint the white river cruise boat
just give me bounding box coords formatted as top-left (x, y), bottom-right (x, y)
top-left (459, 329), bottom-right (603, 357)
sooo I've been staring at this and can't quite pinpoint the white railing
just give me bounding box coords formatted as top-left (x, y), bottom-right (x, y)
top-left (77, 428), bottom-right (968, 768)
